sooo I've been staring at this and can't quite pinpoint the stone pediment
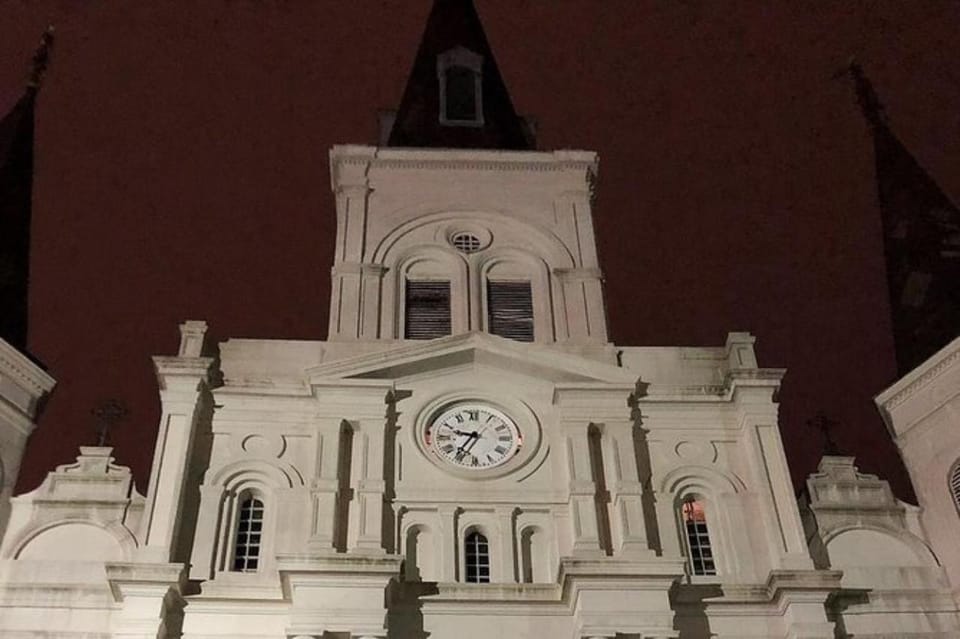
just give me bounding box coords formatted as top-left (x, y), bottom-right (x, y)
top-left (306, 332), bottom-right (634, 385)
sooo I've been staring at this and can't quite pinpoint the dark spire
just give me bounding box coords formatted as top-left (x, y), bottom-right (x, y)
top-left (847, 62), bottom-right (960, 375)
top-left (0, 27), bottom-right (54, 351)
top-left (387, 0), bottom-right (534, 150)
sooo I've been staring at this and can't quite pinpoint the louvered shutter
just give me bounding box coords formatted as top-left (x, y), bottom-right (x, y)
top-left (951, 463), bottom-right (960, 509)
top-left (487, 281), bottom-right (534, 342)
top-left (404, 280), bottom-right (451, 339)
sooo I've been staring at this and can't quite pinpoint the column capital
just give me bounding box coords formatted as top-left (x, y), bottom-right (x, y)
top-left (153, 356), bottom-right (214, 392)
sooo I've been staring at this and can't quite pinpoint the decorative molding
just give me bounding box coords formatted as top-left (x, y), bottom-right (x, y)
top-left (330, 146), bottom-right (598, 179)
top-left (875, 337), bottom-right (960, 412)
top-left (0, 338), bottom-right (56, 400)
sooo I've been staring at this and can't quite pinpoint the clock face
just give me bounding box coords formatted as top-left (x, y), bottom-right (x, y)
top-left (426, 403), bottom-right (522, 470)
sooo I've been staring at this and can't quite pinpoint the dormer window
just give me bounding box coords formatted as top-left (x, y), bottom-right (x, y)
top-left (438, 47), bottom-right (483, 127)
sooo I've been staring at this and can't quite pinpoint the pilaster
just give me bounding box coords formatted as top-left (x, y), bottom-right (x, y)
top-left (308, 417), bottom-right (345, 552)
top-left (106, 562), bottom-right (185, 639)
top-left (313, 382), bottom-right (392, 555)
top-left (438, 504), bottom-right (459, 582)
top-left (347, 419), bottom-right (387, 554)
top-left (603, 419), bottom-right (652, 557)
top-left (139, 320), bottom-right (214, 563)
top-left (561, 419), bottom-right (605, 556)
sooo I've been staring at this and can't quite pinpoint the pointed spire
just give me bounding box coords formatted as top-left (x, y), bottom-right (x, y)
top-left (846, 62), bottom-right (960, 375)
top-left (387, 0), bottom-right (534, 150)
top-left (847, 61), bottom-right (886, 129)
top-left (0, 27), bottom-right (55, 351)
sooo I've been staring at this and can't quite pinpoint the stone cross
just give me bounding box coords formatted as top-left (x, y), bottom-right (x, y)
top-left (807, 411), bottom-right (841, 456)
top-left (92, 399), bottom-right (128, 447)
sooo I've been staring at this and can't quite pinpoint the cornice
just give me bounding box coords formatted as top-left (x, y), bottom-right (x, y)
top-left (0, 338), bottom-right (56, 398)
top-left (875, 336), bottom-right (960, 412)
top-left (636, 369), bottom-right (784, 404)
top-left (329, 145), bottom-right (598, 176)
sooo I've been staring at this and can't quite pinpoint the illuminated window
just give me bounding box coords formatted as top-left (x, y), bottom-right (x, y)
top-left (464, 531), bottom-right (490, 583)
top-left (232, 496), bottom-right (264, 572)
top-left (681, 498), bottom-right (716, 576)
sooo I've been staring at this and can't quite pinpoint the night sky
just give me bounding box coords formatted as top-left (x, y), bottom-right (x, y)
top-left (3, 1), bottom-right (959, 497)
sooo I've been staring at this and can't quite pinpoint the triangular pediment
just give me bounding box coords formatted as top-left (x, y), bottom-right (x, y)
top-left (306, 332), bottom-right (634, 385)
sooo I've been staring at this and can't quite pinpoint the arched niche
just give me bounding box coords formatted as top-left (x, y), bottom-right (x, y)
top-left (519, 525), bottom-right (552, 583)
top-left (403, 523), bottom-right (437, 582)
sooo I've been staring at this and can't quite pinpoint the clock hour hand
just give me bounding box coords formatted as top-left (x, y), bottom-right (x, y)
top-left (453, 431), bottom-right (479, 460)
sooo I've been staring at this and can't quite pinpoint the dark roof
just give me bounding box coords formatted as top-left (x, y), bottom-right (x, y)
top-left (387, 0), bottom-right (534, 150)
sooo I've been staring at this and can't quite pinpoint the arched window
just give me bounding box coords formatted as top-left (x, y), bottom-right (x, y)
top-left (438, 46), bottom-right (483, 126)
top-left (681, 498), bottom-right (716, 576)
top-left (444, 65), bottom-right (478, 122)
top-left (950, 461), bottom-right (960, 513)
top-left (232, 496), bottom-right (264, 572)
top-left (464, 531), bottom-right (490, 583)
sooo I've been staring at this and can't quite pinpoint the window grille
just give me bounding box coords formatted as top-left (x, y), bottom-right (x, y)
top-left (951, 462), bottom-right (960, 512)
top-left (464, 531), bottom-right (490, 583)
top-left (405, 280), bottom-right (451, 339)
top-left (233, 497), bottom-right (264, 572)
top-left (451, 232), bottom-right (482, 254)
top-left (681, 499), bottom-right (716, 576)
top-left (487, 280), bottom-right (534, 342)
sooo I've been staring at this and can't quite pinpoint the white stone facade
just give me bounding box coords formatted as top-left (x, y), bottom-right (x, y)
top-left (0, 146), bottom-right (957, 639)
top-left (0, 338), bottom-right (55, 543)
top-left (876, 337), bottom-right (960, 603)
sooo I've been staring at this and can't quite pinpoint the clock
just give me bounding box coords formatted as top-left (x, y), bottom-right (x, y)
top-left (426, 403), bottom-right (522, 470)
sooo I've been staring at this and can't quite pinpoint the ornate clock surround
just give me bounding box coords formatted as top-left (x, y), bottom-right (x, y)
top-left (413, 392), bottom-right (543, 480)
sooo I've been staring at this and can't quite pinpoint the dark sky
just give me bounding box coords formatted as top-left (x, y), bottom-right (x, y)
top-left (3, 1), bottom-right (959, 497)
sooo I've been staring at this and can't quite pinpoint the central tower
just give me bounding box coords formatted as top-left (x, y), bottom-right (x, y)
top-left (327, 0), bottom-right (608, 348)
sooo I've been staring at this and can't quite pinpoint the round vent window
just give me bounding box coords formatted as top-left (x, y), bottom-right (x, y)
top-left (451, 232), bottom-right (482, 254)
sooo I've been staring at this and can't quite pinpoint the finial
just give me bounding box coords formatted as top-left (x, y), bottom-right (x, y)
top-left (91, 399), bottom-right (128, 447)
top-left (807, 411), bottom-right (842, 456)
top-left (26, 26), bottom-right (55, 94)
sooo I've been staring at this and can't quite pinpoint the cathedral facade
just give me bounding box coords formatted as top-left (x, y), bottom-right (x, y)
top-left (1, 1), bottom-right (958, 638)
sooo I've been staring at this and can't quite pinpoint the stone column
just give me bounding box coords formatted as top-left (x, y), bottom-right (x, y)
top-left (139, 321), bottom-right (213, 563)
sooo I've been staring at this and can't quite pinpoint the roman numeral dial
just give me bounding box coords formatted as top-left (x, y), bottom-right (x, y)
top-left (427, 403), bottom-right (521, 470)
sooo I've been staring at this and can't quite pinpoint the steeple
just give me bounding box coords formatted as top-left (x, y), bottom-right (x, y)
top-left (1, 27), bottom-right (54, 352)
top-left (386, 0), bottom-right (534, 150)
top-left (847, 62), bottom-right (960, 375)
